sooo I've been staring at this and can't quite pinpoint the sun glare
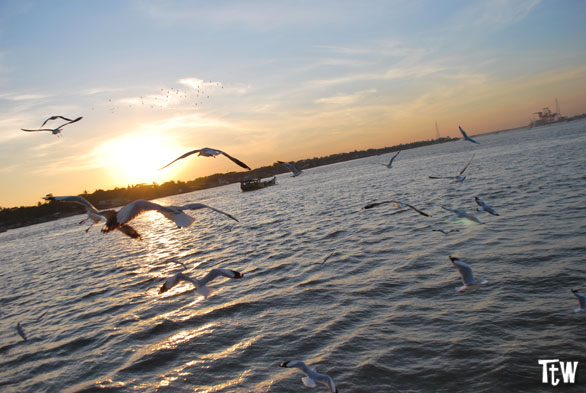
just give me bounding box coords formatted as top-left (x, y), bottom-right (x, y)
top-left (98, 135), bottom-right (181, 185)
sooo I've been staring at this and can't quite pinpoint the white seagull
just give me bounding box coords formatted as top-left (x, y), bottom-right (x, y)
top-left (44, 195), bottom-right (105, 233)
top-left (458, 126), bottom-right (479, 144)
top-left (449, 256), bottom-right (487, 292)
top-left (571, 289), bottom-right (586, 313)
top-left (21, 116), bottom-right (82, 137)
top-left (474, 196), bottom-right (499, 216)
top-left (363, 200), bottom-right (431, 217)
top-left (16, 322), bottom-right (27, 341)
top-left (279, 360), bottom-right (338, 393)
top-left (100, 200), bottom-right (239, 239)
top-left (381, 151), bottom-right (400, 168)
top-left (429, 155), bottom-right (474, 183)
top-left (160, 147), bottom-right (251, 170)
top-left (442, 206), bottom-right (484, 224)
top-left (159, 268), bottom-right (243, 297)
top-left (278, 160), bottom-right (303, 177)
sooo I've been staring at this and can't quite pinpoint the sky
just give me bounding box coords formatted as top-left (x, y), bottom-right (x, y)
top-left (1, 0), bottom-right (585, 208)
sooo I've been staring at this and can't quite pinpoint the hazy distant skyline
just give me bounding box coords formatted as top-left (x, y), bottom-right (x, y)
top-left (1, 0), bottom-right (585, 207)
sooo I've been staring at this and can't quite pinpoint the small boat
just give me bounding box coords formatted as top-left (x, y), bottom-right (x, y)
top-left (240, 176), bottom-right (276, 192)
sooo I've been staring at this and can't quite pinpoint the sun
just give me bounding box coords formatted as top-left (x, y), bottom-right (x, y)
top-left (98, 134), bottom-right (180, 184)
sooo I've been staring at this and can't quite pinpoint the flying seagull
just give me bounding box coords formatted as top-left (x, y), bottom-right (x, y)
top-left (100, 200), bottom-right (239, 239)
top-left (474, 196), bottom-right (499, 216)
top-left (279, 360), bottom-right (338, 393)
top-left (381, 151), bottom-right (400, 168)
top-left (442, 206), bottom-right (484, 225)
top-left (458, 126), bottom-right (479, 144)
top-left (363, 200), bottom-right (431, 217)
top-left (429, 155), bottom-right (474, 183)
top-left (44, 195), bottom-right (105, 233)
top-left (159, 268), bottom-right (243, 297)
top-left (21, 116), bottom-right (83, 137)
top-left (449, 256), bottom-right (487, 292)
top-left (277, 160), bottom-right (302, 177)
top-left (571, 289), bottom-right (586, 313)
top-left (160, 147), bottom-right (251, 170)
top-left (41, 115), bottom-right (82, 128)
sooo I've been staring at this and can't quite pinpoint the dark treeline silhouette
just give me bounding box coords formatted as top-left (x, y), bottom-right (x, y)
top-left (0, 137), bottom-right (454, 231)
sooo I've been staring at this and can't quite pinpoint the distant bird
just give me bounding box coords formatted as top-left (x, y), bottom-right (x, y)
top-left (44, 195), bottom-right (105, 233)
top-left (571, 289), bottom-right (586, 313)
top-left (363, 200), bottom-right (431, 217)
top-left (429, 155), bottom-right (474, 182)
top-left (278, 161), bottom-right (302, 177)
top-left (21, 116), bottom-right (82, 137)
top-left (16, 322), bottom-right (27, 341)
top-left (458, 126), bottom-right (479, 144)
top-left (449, 256), bottom-right (487, 292)
top-left (381, 151), bottom-right (400, 168)
top-left (279, 360), bottom-right (338, 393)
top-left (159, 268), bottom-right (243, 297)
top-left (321, 252), bottom-right (335, 265)
top-left (432, 229), bottom-right (460, 235)
top-left (442, 206), bottom-right (484, 224)
top-left (160, 147), bottom-right (251, 170)
top-left (41, 115), bottom-right (82, 128)
top-left (100, 200), bottom-right (239, 239)
top-left (475, 196), bottom-right (499, 216)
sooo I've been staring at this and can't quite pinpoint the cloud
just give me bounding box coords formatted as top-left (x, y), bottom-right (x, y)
top-left (315, 89), bottom-right (377, 106)
top-left (453, 0), bottom-right (541, 29)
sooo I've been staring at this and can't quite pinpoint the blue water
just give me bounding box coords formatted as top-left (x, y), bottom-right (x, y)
top-left (1, 120), bottom-right (586, 392)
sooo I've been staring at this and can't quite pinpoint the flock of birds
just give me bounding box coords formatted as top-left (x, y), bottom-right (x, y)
top-left (10, 120), bottom-right (585, 392)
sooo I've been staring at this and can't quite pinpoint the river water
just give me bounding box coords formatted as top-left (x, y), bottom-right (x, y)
top-left (1, 120), bottom-right (586, 392)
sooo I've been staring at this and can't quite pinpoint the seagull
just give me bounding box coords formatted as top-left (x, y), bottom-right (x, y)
top-left (44, 195), bottom-right (105, 233)
top-left (321, 252), bottom-right (335, 265)
top-left (449, 256), bottom-right (487, 292)
top-left (442, 206), bottom-right (484, 224)
top-left (100, 200), bottom-right (239, 239)
top-left (21, 116), bottom-right (82, 137)
top-left (160, 147), bottom-right (251, 170)
top-left (458, 126), bottom-right (479, 144)
top-left (279, 360), bottom-right (338, 393)
top-left (571, 289), bottom-right (586, 313)
top-left (159, 268), bottom-right (243, 297)
top-left (278, 161), bottom-right (303, 177)
top-left (429, 155), bottom-right (474, 182)
top-left (381, 151), bottom-right (400, 168)
top-left (432, 229), bottom-right (460, 235)
top-left (474, 196), bottom-right (499, 216)
top-left (16, 322), bottom-right (27, 341)
top-left (363, 200), bottom-right (431, 217)
top-left (41, 115), bottom-right (83, 128)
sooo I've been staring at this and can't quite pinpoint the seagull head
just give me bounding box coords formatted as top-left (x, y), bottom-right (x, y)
top-left (233, 271), bottom-right (244, 279)
top-left (448, 256), bottom-right (459, 263)
top-left (572, 289), bottom-right (580, 294)
top-left (279, 361), bottom-right (290, 368)
top-left (159, 283), bottom-right (170, 294)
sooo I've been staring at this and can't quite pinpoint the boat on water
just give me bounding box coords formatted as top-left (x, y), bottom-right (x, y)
top-left (240, 176), bottom-right (277, 192)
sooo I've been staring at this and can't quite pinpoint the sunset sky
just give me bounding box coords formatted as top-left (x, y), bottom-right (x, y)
top-left (1, 0), bottom-right (585, 207)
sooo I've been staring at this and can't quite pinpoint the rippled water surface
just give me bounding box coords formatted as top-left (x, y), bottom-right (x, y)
top-left (2, 121), bottom-right (586, 392)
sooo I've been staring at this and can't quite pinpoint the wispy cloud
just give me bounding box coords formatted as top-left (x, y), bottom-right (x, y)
top-left (452, 0), bottom-right (541, 30)
top-left (315, 89), bottom-right (377, 106)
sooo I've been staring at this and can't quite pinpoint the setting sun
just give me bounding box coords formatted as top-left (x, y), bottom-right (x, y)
top-left (97, 134), bottom-right (180, 185)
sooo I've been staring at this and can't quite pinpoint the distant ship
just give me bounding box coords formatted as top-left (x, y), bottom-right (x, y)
top-left (529, 99), bottom-right (567, 128)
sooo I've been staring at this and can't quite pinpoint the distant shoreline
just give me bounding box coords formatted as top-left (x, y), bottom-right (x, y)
top-left (2, 117), bottom-right (581, 233)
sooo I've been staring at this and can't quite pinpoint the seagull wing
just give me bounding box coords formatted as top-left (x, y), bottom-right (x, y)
top-left (218, 150), bottom-right (251, 170)
top-left (159, 149), bottom-right (203, 169)
top-left (405, 203), bottom-right (431, 217)
top-left (363, 200), bottom-right (393, 209)
top-left (160, 272), bottom-right (196, 293)
top-left (198, 268), bottom-right (242, 286)
top-left (58, 116), bottom-right (83, 128)
top-left (278, 161), bottom-right (300, 174)
top-left (458, 155), bottom-right (474, 176)
top-left (41, 115), bottom-right (73, 127)
top-left (115, 200), bottom-right (178, 225)
top-left (459, 126), bottom-right (479, 144)
top-left (388, 151), bottom-right (400, 165)
top-left (117, 224), bottom-right (142, 239)
top-left (280, 360), bottom-right (313, 376)
top-left (428, 176), bottom-right (453, 179)
top-left (451, 257), bottom-right (476, 285)
top-left (46, 195), bottom-right (100, 213)
top-left (573, 291), bottom-right (586, 308)
top-left (21, 128), bottom-right (55, 132)
top-left (177, 203), bottom-right (239, 222)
